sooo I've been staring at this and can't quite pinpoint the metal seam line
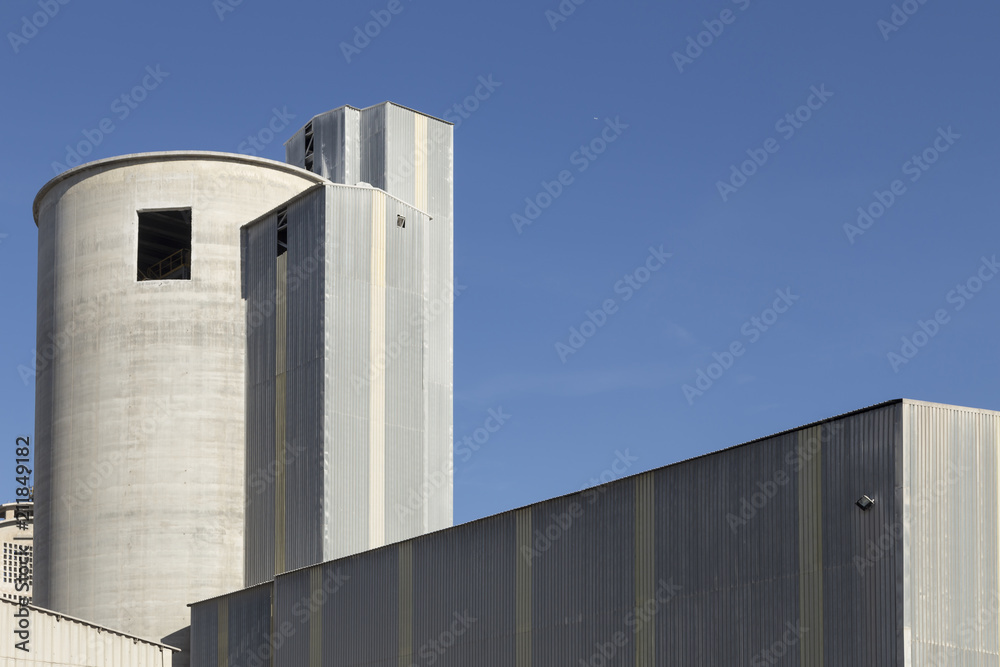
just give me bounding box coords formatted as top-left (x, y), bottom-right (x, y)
top-left (369, 191), bottom-right (387, 549)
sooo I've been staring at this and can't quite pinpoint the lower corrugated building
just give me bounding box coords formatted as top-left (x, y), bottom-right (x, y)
top-left (0, 598), bottom-right (178, 666)
top-left (189, 399), bottom-right (1000, 666)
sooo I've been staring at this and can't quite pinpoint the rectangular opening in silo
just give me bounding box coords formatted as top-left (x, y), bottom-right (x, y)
top-left (137, 208), bottom-right (192, 281)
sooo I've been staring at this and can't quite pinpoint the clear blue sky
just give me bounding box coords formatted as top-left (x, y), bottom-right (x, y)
top-left (1, 0), bottom-right (997, 525)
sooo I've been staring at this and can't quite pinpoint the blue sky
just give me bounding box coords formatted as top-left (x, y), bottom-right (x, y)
top-left (1, 0), bottom-right (997, 525)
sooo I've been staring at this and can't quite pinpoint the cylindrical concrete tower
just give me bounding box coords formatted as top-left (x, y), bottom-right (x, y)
top-left (31, 153), bottom-right (326, 651)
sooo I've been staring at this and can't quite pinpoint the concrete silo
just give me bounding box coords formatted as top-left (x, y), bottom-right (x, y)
top-left (31, 152), bottom-right (327, 653)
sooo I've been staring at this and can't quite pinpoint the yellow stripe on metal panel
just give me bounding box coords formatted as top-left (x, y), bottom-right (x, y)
top-left (399, 542), bottom-right (414, 667)
top-left (798, 426), bottom-right (824, 665)
top-left (516, 508), bottom-right (532, 667)
top-left (369, 191), bottom-right (386, 549)
top-left (635, 473), bottom-right (656, 667)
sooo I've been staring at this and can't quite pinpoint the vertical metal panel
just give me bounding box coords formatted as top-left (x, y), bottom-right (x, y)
top-left (244, 213), bottom-right (278, 587)
top-left (324, 185), bottom-right (373, 561)
top-left (284, 188), bottom-right (327, 572)
top-left (284, 124), bottom-right (306, 172)
top-left (383, 196), bottom-right (429, 545)
top-left (274, 568), bottom-right (311, 667)
top-left (903, 400), bottom-right (1000, 665)
top-left (190, 600), bottom-right (218, 667)
top-left (821, 401), bottom-right (901, 665)
top-left (798, 426), bottom-right (824, 665)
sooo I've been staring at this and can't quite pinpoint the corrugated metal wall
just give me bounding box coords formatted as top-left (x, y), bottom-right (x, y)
top-left (288, 103), bottom-right (455, 537)
top-left (242, 184), bottom-right (434, 584)
top-left (200, 401), bottom-right (917, 666)
top-left (0, 600), bottom-right (176, 666)
top-left (244, 209), bottom-right (278, 587)
top-left (903, 400), bottom-right (1000, 666)
top-left (284, 190), bottom-right (327, 572)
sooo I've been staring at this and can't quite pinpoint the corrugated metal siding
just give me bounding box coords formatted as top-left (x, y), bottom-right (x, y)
top-left (284, 124), bottom-right (305, 173)
top-left (383, 195), bottom-right (428, 544)
top-left (903, 401), bottom-right (1000, 666)
top-left (0, 600), bottom-right (176, 666)
top-left (204, 403), bottom-right (910, 665)
top-left (227, 586), bottom-right (274, 667)
top-left (284, 189), bottom-right (327, 573)
top-left (190, 601), bottom-right (218, 667)
top-left (244, 213), bottom-right (278, 587)
top-left (324, 186), bottom-right (374, 561)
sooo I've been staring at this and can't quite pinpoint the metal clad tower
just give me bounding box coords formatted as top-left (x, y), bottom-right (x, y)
top-left (285, 102), bottom-right (454, 546)
top-left (31, 153), bottom-right (325, 651)
top-left (242, 182), bottom-right (436, 584)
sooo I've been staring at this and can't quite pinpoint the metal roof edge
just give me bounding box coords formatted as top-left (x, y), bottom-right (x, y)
top-left (0, 598), bottom-right (182, 651)
top-left (282, 101), bottom-right (453, 147)
top-left (240, 181), bottom-right (433, 233)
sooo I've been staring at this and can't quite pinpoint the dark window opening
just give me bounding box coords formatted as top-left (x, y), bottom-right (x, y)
top-left (276, 209), bottom-right (288, 257)
top-left (137, 208), bottom-right (191, 281)
top-left (397, 214), bottom-right (406, 229)
top-left (303, 122), bottom-right (314, 172)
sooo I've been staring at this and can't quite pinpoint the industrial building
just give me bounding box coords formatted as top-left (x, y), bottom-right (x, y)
top-left (190, 399), bottom-right (999, 666)
top-left (0, 500), bottom-right (33, 604)
top-left (26, 101), bottom-right (1000, 667)
top-left (31, 102), bottom-right (454, 663)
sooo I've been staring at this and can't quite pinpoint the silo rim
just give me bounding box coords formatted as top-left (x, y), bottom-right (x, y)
top-left (33, 151), bottom-right (331, 225)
